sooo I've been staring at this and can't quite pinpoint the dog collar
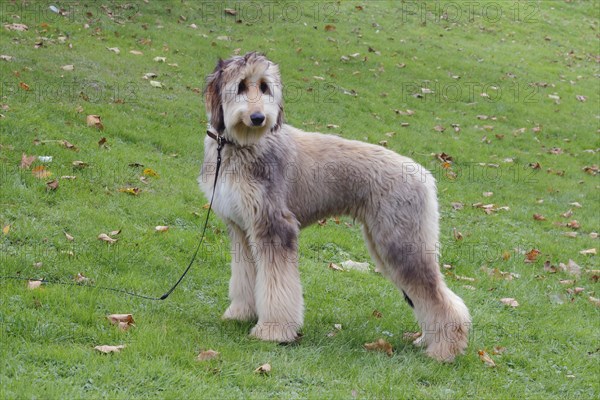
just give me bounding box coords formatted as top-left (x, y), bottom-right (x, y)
top-left (206, 129), bottom-right (233, 148)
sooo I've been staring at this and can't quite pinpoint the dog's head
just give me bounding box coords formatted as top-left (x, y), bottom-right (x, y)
top-left (205, 52), bottom-right (284, 146)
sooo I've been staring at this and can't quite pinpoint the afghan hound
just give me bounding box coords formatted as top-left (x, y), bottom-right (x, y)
top-left (199, 52), bottom-right (470, 362)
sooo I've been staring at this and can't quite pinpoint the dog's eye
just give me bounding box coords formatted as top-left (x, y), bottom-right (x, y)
top-left (237, 80), bottom-right (246, 94)
top-left (260, 81), bottom-right (270, 95)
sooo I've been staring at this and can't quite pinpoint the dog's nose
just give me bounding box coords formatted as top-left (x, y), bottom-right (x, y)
top-left (250, 113), bottom-right (265, 126)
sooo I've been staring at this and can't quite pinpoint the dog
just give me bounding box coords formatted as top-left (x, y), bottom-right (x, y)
top-left (199, 52), bottom-right (470, 362)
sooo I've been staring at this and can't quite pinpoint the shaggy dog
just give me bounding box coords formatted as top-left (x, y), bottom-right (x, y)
top-left (199, 52), bottom-right (470, 362)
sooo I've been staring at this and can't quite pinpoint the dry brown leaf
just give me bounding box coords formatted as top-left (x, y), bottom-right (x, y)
top-left (589, 297), bottom-right (600, 307)
top-left (155, 225), bottom-right (169, 232)
top-left (197, 349), bottom-right (220, 361)
top-left (451, 202), bottom-right (464, 210)
top-left (224, 8), bottom-right (237, 15)
top-left (524, 249), bottom-right (541, 263)
top-left (46, 179), bottom-right (59, 191)
top-left (579, 248), bottom-right (597, 255)
top-left (129, 50), bottom-right (143, 55)
top-left (566, 220), bottom-right (580, 230)
top-left (364, 338), bottom-right (393, 356)
top-left (109, 229), bottom-right (122, 236)
top-left (500, 298), bottom-right (519, 307)
top-left (86, 115), bottom-right (104, 130)
top-left (20, 153), bottom-right (36, 169)
top-left (328, 262), bottom-right (344, 271)
top-left (533, 214), bottom-right (546, 221)
top-left (434, 125), bottom-right (446, 132)
top-left (2, 225), bottom-right (10, 235)
top-left (107, 47), bottom-right (120, 54)
top-left (492, 346), bottom-right (506, 355)
top-left (94, 344), bottom-right (126, 354)
top-left (107, 314), bottom-right (135, 325)
top-left (254, 363), bottom-right (271, 374)
top-left (64, 232), bottom-right (74, 241)
top-left (98, 233), bottom-right (117, 244)
top-left (478, 350), bottom-right (496, 367)
top-left (27, 280), bottom-right (43, 290)
top-left (453, 227), bottom-right (463, 241)
top-left (561, 209), bottom-right (573, 218)
top-left (372, 309), bottom-right (383, 318)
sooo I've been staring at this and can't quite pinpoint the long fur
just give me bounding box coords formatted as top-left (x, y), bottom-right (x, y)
top-left (199, 52), bottom-right (471, 361)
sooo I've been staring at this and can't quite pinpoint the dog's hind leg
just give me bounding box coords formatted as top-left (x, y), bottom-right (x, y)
top-left (366, 185), bottom-right (470, 362)
top-left (222, 223), bottom-right (257, 321)
top-left (249, 210), bottom-right (304, 343)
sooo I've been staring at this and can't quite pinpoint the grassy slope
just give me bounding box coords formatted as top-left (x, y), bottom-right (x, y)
top-left (1, 1), bottom-right (598, 399)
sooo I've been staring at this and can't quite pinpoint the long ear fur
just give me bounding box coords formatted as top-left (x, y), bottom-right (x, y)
top-left (204, 59), bottom-right (226, 133)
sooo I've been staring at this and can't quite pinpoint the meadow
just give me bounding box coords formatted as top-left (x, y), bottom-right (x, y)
top-left (0, 1), bottom-right (598, 398)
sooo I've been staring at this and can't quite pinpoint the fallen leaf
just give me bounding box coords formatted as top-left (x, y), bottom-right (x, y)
top-left (61, 64), bottom-right (74, 71)
top-left (372, 310), bottom-right (383, 318)
top-left (451, 202), bottom-right (464, 210)
top-left (98, 233), bottom-right (118, 244)
top-left (500, 298), bottom-right (519, 307)
top-left (153, 56), bottom-right (166, 62)
top-left (582, 165), bottom-right (598, 175)
top-left (32, 166), bottom-right (51, 179)
top-left (94, 345), bottom-right (126, 354)
top-left (482, 192), bottom-right (493, 197)
top-left (72, 160), bottom-right (89, 168)
top-left (129, 50), bottom-right (143, 55)
top-left (74, 272), bottom-right (89, 284)
top-left (61, 140), bottom-right (78, 150)
top-left (150, 80), bottom-right (163, 88)
top-left (364, 338), bottom-right (393, 356)
top-left (566, 220), bottom-right (580, 230)
top-left (569, 202), bottom-right (582, 208)
top-left (254, 363), bottom-right (271, 374)
top-left (143, 168), bottom-right (159, 177)
top-left (589, 297), bottom-right (600, 307)
top-left (107, 314), bottom-right (135, 330)
top-left (524, 249), bottom-right (541, 263)
top-left (1, 55), bottom-right (14, 61)
top-left (119, 187), bottom-right (141, 195)
top-left (328, 262), bottom-right (344, 271)
top-left (4, 23), bottom-right (28, 31)
top-left (533, 214), bottom-right (546, 221)
top-left (453, 227), bottom-right (463, 241)
top-left (224, 8), bottom-right (237, 15)
top-left (109, 230), bottom-right (121, 236)
top-left (434, 125), bottom-right (445, 132)
top-left (107, 47), bottom-right (120, 54)
top-left (2, 225), bottom-right (10, 235)
top-left (27, 280), bottom-right (43, 290)
top-left (197, 349), bottom-right (220, 361)
top-left (98, 137), bottom-right (107, 147)
top-left (478, 350), bottom-right (496, 367)
top-left (155, 225), bottom-right (169, 232)
top-left (324, 24), bottom-right (336, 31)
top-left (20, 153), bottom-right (36, 169)
top-left (46, 179), bottom-right (59, 191)
top-left (492, 346), bottom-right (506, 355)
top-left (86, 115), bottom-right (104, 130)
top-left (19, 82), bottom-right (30, 91)
top-left (580, 248), bottom-right (596, 255)
top-left (561, 209), bottom-right (573, 218)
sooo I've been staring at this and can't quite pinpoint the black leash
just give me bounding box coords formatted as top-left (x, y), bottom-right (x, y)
top-left (1, 130), bottom-right (230, 301)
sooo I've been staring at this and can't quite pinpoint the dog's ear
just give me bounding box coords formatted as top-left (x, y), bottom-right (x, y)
top-left (204, 59), bottom-right (226, 133)
top-left (273, 103), bottom-right (285, 132)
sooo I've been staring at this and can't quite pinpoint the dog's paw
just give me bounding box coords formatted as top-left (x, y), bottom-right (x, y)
top-left (222, 304), bottom-right (257, 322)
top-left (249, 322), bottom-right (300, 343)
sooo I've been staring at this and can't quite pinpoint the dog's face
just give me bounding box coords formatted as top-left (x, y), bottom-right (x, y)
top-left (205, 52), bottom-right (284, 145)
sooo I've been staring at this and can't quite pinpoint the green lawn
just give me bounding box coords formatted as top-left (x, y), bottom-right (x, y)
top-left (1, 1), bottom-right (599, 399)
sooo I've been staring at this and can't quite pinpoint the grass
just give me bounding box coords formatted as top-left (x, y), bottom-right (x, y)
top-left (1, 1), bottom-right (599, 398)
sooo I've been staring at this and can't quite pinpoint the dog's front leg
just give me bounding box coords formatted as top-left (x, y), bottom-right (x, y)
top-left (222, 223), bottom-right (257, 322)
top-left (249, 213), bottom-right (304, 343)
